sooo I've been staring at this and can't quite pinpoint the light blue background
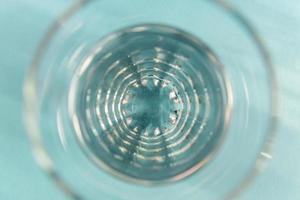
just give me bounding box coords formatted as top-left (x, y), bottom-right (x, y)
top-left (0, 0), bottom-right (299, 199)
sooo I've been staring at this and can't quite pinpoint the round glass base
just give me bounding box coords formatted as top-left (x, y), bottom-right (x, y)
top-left (71, 24), bottom-right (229, 182)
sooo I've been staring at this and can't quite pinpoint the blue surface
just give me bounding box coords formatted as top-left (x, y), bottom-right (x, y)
top-left (0, 0), bottom-right (299, 199)
top-left (0, 1), bottom-right (69, 199)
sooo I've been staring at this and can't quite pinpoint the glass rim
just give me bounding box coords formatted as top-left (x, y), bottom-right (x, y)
top-left (23, 0), bottom-right (278, 199)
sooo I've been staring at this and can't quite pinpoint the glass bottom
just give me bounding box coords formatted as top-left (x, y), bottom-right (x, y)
top-left (70, 24), bottom-right (229, 182)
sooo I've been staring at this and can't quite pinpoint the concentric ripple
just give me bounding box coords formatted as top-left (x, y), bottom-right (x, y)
top-left (70, 24), bottom-right (230, 182)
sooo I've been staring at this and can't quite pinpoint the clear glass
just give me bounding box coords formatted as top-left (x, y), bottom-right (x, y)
top-left (24, 0), bottom-right (277, 200)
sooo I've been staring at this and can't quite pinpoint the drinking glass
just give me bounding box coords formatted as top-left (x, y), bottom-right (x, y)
top-left (24, 0), bottom-right (277, 199)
